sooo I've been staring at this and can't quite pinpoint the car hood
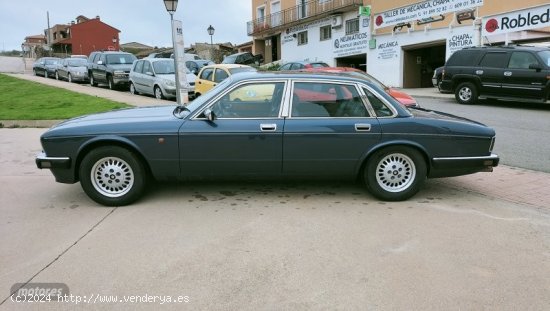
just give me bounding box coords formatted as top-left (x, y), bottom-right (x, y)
top-left (387, 88), bottom-right (417, 107)
top-left (44, 105), bottom-right (179, 137)
top-left (157, 73), bottom-right (197, 83)
top-left (108, 64), bottom-right (133, 71)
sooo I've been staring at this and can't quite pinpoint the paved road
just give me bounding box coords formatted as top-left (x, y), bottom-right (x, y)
top-left (1, 129), bottom-right (549, 310)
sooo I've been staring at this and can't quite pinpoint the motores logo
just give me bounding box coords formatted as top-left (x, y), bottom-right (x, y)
top-left (484, 5), bottom-right (550, 35)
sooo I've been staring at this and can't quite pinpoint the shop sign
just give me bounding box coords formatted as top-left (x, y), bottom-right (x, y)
top-left (374, 0), bottom-right (484, 29)
top-left (446, 27), bottom-right (475, 60)
top-left (376, 39), bottom-right (399, 60)
top-left (282, 17), bottom-right (331, 45)
top-left (333, 31), bottom-right (370, 57)
top-left (482, 4), bottom-right (550, 36)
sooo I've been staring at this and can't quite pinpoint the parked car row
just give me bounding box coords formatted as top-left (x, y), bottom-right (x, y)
top-left (33, 52), bottom-right (418, 107)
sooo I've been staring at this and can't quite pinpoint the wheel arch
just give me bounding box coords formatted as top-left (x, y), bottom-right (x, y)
top-left (74, 136), bottom-right (153, 182)
top-left (451, 75), bottom-right (481, 92)
top-left (356, 141), bottom-right (431, 181)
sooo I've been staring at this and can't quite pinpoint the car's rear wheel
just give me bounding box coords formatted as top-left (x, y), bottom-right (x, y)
top-left (364, 146), bottom-right (426, 201)
top-left (55, 71), bottom-right (59, 80)
top-left (79, 146), bottom-right (147, 206)
top-left (455, 82), bottom-right (478, 105)
top-left (154, 86), bottom-right (164, 100)
top-left (129, 82), bottom-right (139, 95)
top-left (68, 73), bottom-right (72, 83)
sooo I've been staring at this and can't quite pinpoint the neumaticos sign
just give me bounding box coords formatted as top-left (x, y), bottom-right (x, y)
top-left (482, 4), bottom-right (550, 36)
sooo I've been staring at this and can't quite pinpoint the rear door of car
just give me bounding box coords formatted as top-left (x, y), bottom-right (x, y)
top-left (476, 51), bottom-right (510, 96)
top-left (282, 80), bottom-right (381, 178)
top-left (178, 80), bottom-right (286, 179)
top-left (141, 60), bottom-right (155, 94)
top-left (501, 51), bottom-right (547, 99)
top-left (131, 60), bottom-right (146, 94)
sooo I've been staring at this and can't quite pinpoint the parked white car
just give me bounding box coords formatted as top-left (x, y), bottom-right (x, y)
top-left (129, 58), bottom-right (196, 100)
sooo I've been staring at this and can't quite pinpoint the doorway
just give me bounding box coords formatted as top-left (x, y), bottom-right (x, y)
top-left (403, 42), bottom-right (445, 88)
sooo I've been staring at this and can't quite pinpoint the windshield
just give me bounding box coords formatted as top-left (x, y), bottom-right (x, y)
top-left (153, 60), bottom-right (175, 74)
top-left (538, 51), bottom-right (550, 68)
top-left (222, 55), bottom-right (237, 63)
top-left (45, 59), bottom-right (59, 65)
top-left (228, 67), bottom-right (257, 74)
top-left (311, 62), bottom-right (329, 68)
top-left (106, 54), bottom-right (136, 65)
top-left (68, 59), bottom-right (87, 67)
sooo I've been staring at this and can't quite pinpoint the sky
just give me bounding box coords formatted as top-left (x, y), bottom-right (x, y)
top-left (0, 0), bottom-right (252, 51)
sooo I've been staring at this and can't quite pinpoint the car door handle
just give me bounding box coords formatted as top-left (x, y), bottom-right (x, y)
top-left (260, 123), bottom-right (277, 132)
top-left (504, 71), bottom-right (512, 76)
top-left (355, 123), bottom-right (371, 132)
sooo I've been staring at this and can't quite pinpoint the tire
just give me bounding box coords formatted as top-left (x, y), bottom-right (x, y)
top-left (364, 146), bottom-right (427, 201)
top-left (79, 146), bottom-right (147, 206)
top-left (129, 82), bottom-right (139, 95)
top-left (154, 86), bottom-right (164, 100)
top-left (90, 74), bottom-right (98, 87)
top-left (455, 82), bottom-right (478, 105)
top-left (107, 75), bottom-right (115, 90)
top-left (55, 71), bottom-right (59, 80)
top-left (68, 73), bottom-right (73, 83)
top-left (33, 69), bottom-right (37, 76)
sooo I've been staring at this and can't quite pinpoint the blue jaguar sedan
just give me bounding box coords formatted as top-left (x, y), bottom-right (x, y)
top-left (36, 71), bottom-right (499, 206)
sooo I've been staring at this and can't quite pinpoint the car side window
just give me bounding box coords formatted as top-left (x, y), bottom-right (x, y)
top-left (478, 52), bottom-right (509, 68)
top-left (291, 63), bottom-right (304, 70)
top-left (291, 82), bottom-right (369, 118)
top-left (280, 63), bottom-right (291, 70)
top-left (362, 88), bottom-right (393, 117)
top-left (209, 82), bottom-right (284, 118)
top-left (214, 69), bottom-right (229, 83)
top-left (508, 52), bottom-right (539, 69)
top-left (200, 68), bottom-right (214, 81)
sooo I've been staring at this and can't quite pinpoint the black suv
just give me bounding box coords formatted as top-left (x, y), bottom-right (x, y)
top-left (87, 51), bottom-right (137, 90)
top-left (439, 46), bottom-right (550, 104)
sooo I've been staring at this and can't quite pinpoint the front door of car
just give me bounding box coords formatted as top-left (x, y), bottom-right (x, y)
top-left (141, 60), bottom-right (155, 94)
top-left (178, 81), bottom-right (286, 179)
top-left (476, 52), bottom-right (510, 96)
top-left (501, 51), bottom-right (546, 99)
top-left (95, 54), bottom-right (108, 83)
top-left (196, 67), bottom-right (215, 94)
top-left (282, 81), bottom-right (381, 178)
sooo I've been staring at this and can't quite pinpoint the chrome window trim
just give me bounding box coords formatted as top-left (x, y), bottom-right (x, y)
top-left (358, 83), bottom-right (398, 118)
top-left (191, 79), bottom-right (289, 120)
top-left (288, 79), bottom-right (375, 119)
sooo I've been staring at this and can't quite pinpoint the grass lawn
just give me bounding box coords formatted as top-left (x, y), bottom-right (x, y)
top-left (0, 74), bottom-right (130, 120)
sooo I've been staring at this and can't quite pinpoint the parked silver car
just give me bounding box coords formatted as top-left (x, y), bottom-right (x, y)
top-left (55, 58), bottom-right (89, 83)
top-left (129, 58), bottom-right (196, 100)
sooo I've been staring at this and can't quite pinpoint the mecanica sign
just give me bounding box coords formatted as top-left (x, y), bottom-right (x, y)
top-left (374, 0), bottom-right (483, 29)
top-left (482, 4), bottom-right (550, 36)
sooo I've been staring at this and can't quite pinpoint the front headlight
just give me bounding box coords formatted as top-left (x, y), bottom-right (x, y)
top-left (163, 80), bottom-right (175, 87)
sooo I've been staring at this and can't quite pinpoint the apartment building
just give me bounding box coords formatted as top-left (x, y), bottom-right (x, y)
top-left (248, 0), bottom-right (550, 88)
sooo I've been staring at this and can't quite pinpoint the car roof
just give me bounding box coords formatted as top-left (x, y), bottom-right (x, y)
top-left (229, 70), bottom-right (374, 84)
top-left (462, 45), bottom-right (550, 52)
top-left (202, 64), bottom-right (254, 70)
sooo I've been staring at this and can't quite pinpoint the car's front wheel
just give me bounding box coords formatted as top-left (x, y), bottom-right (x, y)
top-left (79, 146), bottom-right (147, 206)
top-left (154, 86), bottom-right (164, 100)
top-left (455, 82), bottom-right (478, 105)
top-left (107, 76), bottom-right (115, 90)
top-left (364, 146), bottom-right (426, 201)
top-left (90, 74), bottom-right (98, 87)
top-left (55, 71), bottom-right (59, 80)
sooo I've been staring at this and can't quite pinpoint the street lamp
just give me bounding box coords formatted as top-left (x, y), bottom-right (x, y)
top-left (163, 0), bottom-right (187, 105)
top-left (207, 24), bottom-right (215, 61)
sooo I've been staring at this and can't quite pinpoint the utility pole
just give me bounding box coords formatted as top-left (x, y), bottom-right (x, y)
top-left (47, 11), bottom-right (52, 56)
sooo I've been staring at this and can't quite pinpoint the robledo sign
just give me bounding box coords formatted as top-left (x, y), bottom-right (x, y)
top-left (482, 4), bottom-right (550, 36)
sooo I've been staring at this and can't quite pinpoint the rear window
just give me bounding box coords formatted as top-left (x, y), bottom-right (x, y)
top-left (446, 49), bottom-right (483, 66)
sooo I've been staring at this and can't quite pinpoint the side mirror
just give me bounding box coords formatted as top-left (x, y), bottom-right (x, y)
top-left (203, 108), bottom-right (216, 121)
top-left (145, 71), bottom-right (154, 76)
top-left (529, 63), bottom-right (542, 71)
top-left (97, 60), bottom-right (103, 65)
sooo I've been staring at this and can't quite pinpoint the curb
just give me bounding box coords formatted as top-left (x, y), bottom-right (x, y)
top-left (1, 120), bottom-right (60, 128)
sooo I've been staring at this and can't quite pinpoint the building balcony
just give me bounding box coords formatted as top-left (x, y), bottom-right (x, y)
top-left (247, 0), bottom-right (363, 37)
